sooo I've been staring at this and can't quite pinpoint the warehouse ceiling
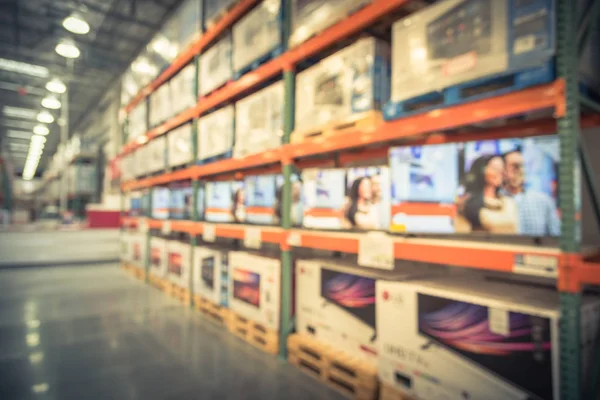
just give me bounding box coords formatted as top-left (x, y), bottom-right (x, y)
top-left (0, 0), bottom-right (183, 176)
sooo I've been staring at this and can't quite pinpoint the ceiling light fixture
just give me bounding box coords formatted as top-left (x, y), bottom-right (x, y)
top-left (55, 39), bottom-right (80, 59)
top-left (7, 130), bottom-right (33, 140)
top-left (37, 111), bottom-right (54, 124)
top-left (41, 95), bottom-right (61, 110)
top-left (2, 106), bottom-right (37, 120)
top-left (62, 13), bottom-right (90, 35)
top-left (33, 124), bottom-right (49, 136)
top-left (0, 58), bottom-right (49, 78)
top-left (30, 135), bottom-right (47, 144)
top-left (46, 78), bottom-right (66, 94)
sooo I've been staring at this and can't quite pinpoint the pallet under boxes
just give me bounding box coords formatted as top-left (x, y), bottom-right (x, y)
top-left (287, 334), bottom-right (379, 400)
top-left (226, 310), bottom-right (279, 355)
top-left (193, 295), bottom-right (229, 325)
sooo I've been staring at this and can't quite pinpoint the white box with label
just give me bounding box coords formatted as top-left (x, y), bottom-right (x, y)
top-left (234, 80), bottom-right (283, 158)
top-left (167, 240), bottom-right (192, 288)
top-left (147, 136), bottom-right (167, 174)
top-left (295, 36), bottom-right (390, 132)
top-left (193, 245), bottom-right (230, 306)
top-left (228, 251), bottom-right (281, 331)
top-left (130, 233), bottom-right (147, 269)
top-left (171, 63), bottom-right (197, 115)
top-left (198, 105), bottom-right (234, 161)
top-left (150, 236), bottom-right (168, 278)
top-left (377, 276), bottom-right (600, 400)
top-left (199, 34), bottom-right (232, 96)
top-left (168, 123), bottom-right (194, 167)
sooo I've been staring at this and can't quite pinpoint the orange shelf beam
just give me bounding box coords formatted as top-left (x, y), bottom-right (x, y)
top-left (123, 0), bottom-right (259, 114)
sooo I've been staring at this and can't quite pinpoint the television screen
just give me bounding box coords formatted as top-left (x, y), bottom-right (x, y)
top-left (244, 174), bottom-right (277, 225)
top-left (232, 268), bottom-right (260, 308)
top-left (201, 256), bottom-right (215, 289)
top-left (389, 136), bottom-right (560, 236)
top-left (302, 169), bottom-right (346, 229)
top-left (345, 167), bottom-right (391, 230)
top-left (417, 293), bottom-right (552, 400)
top-left (205, 181), bottom-right (245, 223)
top-left (320, 268), bottom-right (376, 330)
top-left (152, 187), bottom-right (170, 220)
top-left (168, 251), bottom-right (182, 276)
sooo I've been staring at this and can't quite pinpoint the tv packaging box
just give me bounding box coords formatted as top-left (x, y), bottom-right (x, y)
top-left (389, 0), bottom-right (556, 108)
top-left (170, 63), bottom-right (197, 115)
top-left (168, 123), bottom-right (194, 168)
top-left (150, 237), bottom-right (168, 278)
top-left (128, 101), bottom-right (148, 141)
top-left (199, 33), bottom-right (233, 96)
top-left (152, 187), bottom-right (171, 220)
top-left (146, 135), bottom-right (167, 174)
top-left (130, 233), bottom-right (147, 269)
top-left (176, 0), bottom-right (202, 50)
top-left (228, 251), bottom-right (281, 331)
top-left (133, 145), bottom-right (148, 178)
top-left (302, 166), bottom-right (390, 230)
top-left (204, 0), bottom-right (237, 27)
top-left (198, 105), bottom-right (234, 162)
top-left (295, 37), bottom-right (390, 132)
top-left (193, 245), bottom-right (230, 306)
top-left (167, 240), bottom-right (192, 288)
top-left (377, 275), bottom-right (600, 400)
top-left (169, 182), bottom-right (194, 220)
top-left (232, 0), bottom-right (282, 73)
top-left (204, 180), bottom-right (244, 223)
top-left (234, 80), bottom-right (283, 158)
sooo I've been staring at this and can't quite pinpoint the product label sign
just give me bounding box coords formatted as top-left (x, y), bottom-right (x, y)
top-left (513, 254), bottom-right (558, 278)
top-left (244, 227), bottom-right (262, 249)
top-left (203, 223), bottom-right (216, 243)
top-left (358, 232), bottom-right (394, 270)
top-left (161, 220), bottom-right (171, 235)
top-left (287, 232), bottom-right (301, 247)
top-left (488, 307), bottom-right (510, 336)
top-left (139, 218), bottom-right (148, 233)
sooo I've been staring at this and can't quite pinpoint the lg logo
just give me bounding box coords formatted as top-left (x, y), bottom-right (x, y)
top-left (382, 291), bottom-right (403, 305)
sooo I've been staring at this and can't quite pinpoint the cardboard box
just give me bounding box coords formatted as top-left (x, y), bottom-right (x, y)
top-left (167, 240), bottom-right (192, 288)
top-left (197, 105), bottom-right (234, 162)
top-left (193, 245), bottom-right (230, 306)
top-left (204, 180), bottom-right (244, 223)
top-left (302, 166), bottom-right (390, 230)
top-left (169, 182), bottom-right (194, 220)
top-left (295, 37), bottom-right (390, 132)
top-left (168, 123), bottom-right (194, 168)
top-left (176, 0), bottom-right (202, 49)
top-left (389, 0), bottom-right (555, 105)
top-left (146, 136), bottom-right (167, 174)
top-left (152, 187), bottom-right (170, 220)
top-left (228, 251), bottom-right (281, 331)
top-left (204, 0), bottom-right (237, 27)
top-left (170, 63), bottom-right (197, 116)
top-left (150, 236), bottom-right (168, 278)
top-left (232, 0), bottom-right (282, 73)
top-left (377, 276), bottom-right (600, 400)
top-left (130, 233), bottom-right (147, 268)
top-left (289, 0), bottom-right (371, 48)
top-left (129, 100), bottom-right (148, 141)
top-left (296, 258), bottom-right (437, 365)
top-left (234, 81), bottom-right (283, 158)
top-left (133, 145), bottom-right (148, 177)
top-left (199, 34), bottom-right (232, 96)
top-left (67, 165), bottom-right (96, 195)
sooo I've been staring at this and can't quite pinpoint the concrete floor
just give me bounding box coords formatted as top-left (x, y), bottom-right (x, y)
top-left (0, 264), bottom-right (345, 400)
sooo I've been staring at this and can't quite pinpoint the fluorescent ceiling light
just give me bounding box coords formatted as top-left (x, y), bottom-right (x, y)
top-left (31, 135), bottom-right (47, 144)
top-left (46, 78), bottom-right (66, 94)
top-left (10, 143), bottom-right (29, 149)
top-left (7, 130), bottom-right (33, 139)
top-left (37, 111), bottom-right (54, 124)
top-left (33, 124), bottom-right (49, 136)
top-left (63, 13), bottom-right (90, 35)
top-left (55, 39), bottom-right (80, 59)
top-left (3, 106), bottom-right (37, 120)
top-left (41, 95), bottom-right (61, 110)
top-left (0, 58), bottom-right (49, 78)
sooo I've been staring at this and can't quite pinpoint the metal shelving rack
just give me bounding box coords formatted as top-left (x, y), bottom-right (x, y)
top-left (116, 0), bottom-right (600, 398)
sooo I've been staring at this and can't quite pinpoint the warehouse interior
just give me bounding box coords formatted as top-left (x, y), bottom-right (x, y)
top-left (1, 0), bottom-right (600, 399)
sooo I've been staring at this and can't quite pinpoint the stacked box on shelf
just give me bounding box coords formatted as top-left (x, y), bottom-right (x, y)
top-left (204, 180), bottom-right (244, 223)
top-left (197, 105), bottom-right (234, 163)
top-left (294, 37), bottom-right (390, 134)
top-left (170, 63), bottom-right (197, 116)
top-left (288, 0), bottom-right (371, 48)
top-left (232, 0), bottom-right (283, 77)
top-left (66, 165), bottom-right (96, 195)
top-left (193, 245), bottom-right (230, 307)
top-left (152, 186), bottom-right (171, 220)
top-left (203, 0), bottom-right (237, 28)
top-left (120, 154), bottom-right (133, 182)
top-left (129, 100), bottom-right (148, 142)
top-left (121, 69), bottom-right (140, 106)
top-left (377, 275), bottom-right (600, 400)
top-left (243, 173), bottom-right (304, 226)
top-left (169, 182), bottom-right (194, 220)
top-left (167, 239), bottom-right (192, 289)
top-left (384, 0), bottom-right (573, 119)
top-left (150, 82), bottom-right (172, 127)
top-left (150, 236), bottom-right (168, 279)
top-left (177, 0), bottom-right (203, 50)
top-left (146, 135), bottom-right (168, 174)
top-left (130, 233), bottom-right (147, 270)
top-left (234, 81), bottom-right (283, 158)
top-left (198, 33), bottom-right (233, 96)
top-left (168, 123), bottom-right (195, 168)
top-left (133, 145), bottom-right (148, 178)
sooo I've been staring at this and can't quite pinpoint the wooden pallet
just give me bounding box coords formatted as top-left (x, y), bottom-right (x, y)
top-left (193, 295), bottom-right (229, 325)
top-left (122, 263), bottom-right (146, 280)
top-left (148, 272), bottom-right (168, 291)
top-left (287, 334), bottom-right (378, 400)
top-left (165, 281), bottom-right (191, 305)
top-left (226, 311), bottom-right (279, 355)
top-left (378, 384), bottom-right (415, 400)
top-left (290, 110), bottom-right (383, 144)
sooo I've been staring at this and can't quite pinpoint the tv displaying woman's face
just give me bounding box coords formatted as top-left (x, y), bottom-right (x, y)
top-left (485, 157), bottom-right (504, 188)
top-left (358, 178), bottom-right (373, 200)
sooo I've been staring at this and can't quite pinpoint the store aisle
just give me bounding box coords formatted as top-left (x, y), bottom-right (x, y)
top-left (0, 264), bottom-right (344, 400)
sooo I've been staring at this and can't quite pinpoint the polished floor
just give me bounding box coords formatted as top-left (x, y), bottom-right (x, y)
top-left (0, 264), bottom-right (345, 400)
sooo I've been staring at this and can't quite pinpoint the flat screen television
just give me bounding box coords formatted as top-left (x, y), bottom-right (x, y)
top-left (320, 268), bottom-right (376, 330)
top-left (232, 268), bottom-right (260, 308)
top-left (417, 292), bottom-right (552, 400)
top-left (168, 251), bottom-right (182, 276)
top-left (389, 135), bottom-right (561, 236)
top-left (302, 169), bottom-right (346, 229)
top-left (345, 166), bottom-right (390, 231)
top-left (201, 256), bottom-right (215, 289)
